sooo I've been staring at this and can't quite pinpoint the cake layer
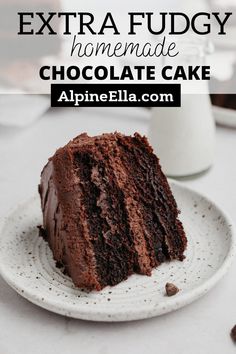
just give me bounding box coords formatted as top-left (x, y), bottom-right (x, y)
top-left (117, 134), bottom-right (186, 261)
top-left (72, 148), bottom-right (136, 288)
top-left (39, 132), bottom-right (187, 290)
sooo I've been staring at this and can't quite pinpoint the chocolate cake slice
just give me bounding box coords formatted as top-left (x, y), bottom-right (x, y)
top-left (39, 132), bottom-right (187, 291)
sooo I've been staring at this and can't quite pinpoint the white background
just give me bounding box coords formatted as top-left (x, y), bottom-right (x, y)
top-left (0, 105), bottom-right (235, 354)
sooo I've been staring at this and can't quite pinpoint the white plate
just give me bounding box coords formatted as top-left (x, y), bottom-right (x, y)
top-left (0, 95), bottom-right (50, 128)
top-left (0, 181), bottom-right (235, 322)
top-left (213, 106), bottom-right (236, 128)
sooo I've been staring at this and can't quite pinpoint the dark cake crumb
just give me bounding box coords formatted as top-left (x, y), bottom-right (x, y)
top-left (56, 261), bottom-right (64, 269)
top-left (231, 325), bottom-right (236, 343)
top-left (165, 282), bottom-right (179, 297)
top-left (37, 225), bottom-right (47, 241)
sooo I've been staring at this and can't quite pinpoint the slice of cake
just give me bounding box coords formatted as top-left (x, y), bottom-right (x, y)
top-left (39, 132), bottom-right (187, 291)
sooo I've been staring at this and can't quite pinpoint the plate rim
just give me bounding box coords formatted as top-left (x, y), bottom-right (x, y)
top-left (0, 180), bottom-right (235, 322)
top-left (213, 105), bottom-right (236, 128)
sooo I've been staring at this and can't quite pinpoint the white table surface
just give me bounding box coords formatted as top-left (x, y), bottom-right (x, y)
top-left (0, 104), bottom-right (236, 354)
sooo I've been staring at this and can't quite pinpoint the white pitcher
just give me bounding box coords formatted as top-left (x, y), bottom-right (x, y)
top-left (149, 34), bottom-right (215, 177)
top-left (149, 94), bottom-right (216, 177)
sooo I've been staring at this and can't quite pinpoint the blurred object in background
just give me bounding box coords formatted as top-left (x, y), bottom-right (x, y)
top-left (149, 35), bottom-right (215, 177)
top-left (211, 94), bottom-right (236, 110)
top-left (208, 0), bottom-right (236, 24)
top-left (0, 0), bottom-right (61, 63)
top-left (207, 0), bottom-right (236, 127)
top-left (0, 0), bottom-right (60, 128)
top-left (210, 61), bottom-right (236, 100)
top-left (0, 0), bottom-right (61, 93)
top-left (149, 94), bottom-right (216, 177)
top-left (207, 0), bottom-right (236, 49)
top-left (210, 58), bottom-right (236, 128)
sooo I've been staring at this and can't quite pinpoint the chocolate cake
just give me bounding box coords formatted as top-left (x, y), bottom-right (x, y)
top-left (210, 94), bottom-right (236, 110)
top-left (39, 132), bottom-right (187, 291)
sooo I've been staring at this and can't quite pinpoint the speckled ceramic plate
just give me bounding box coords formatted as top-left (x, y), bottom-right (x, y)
top-left (0, 181), bottom-right (235, 322)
